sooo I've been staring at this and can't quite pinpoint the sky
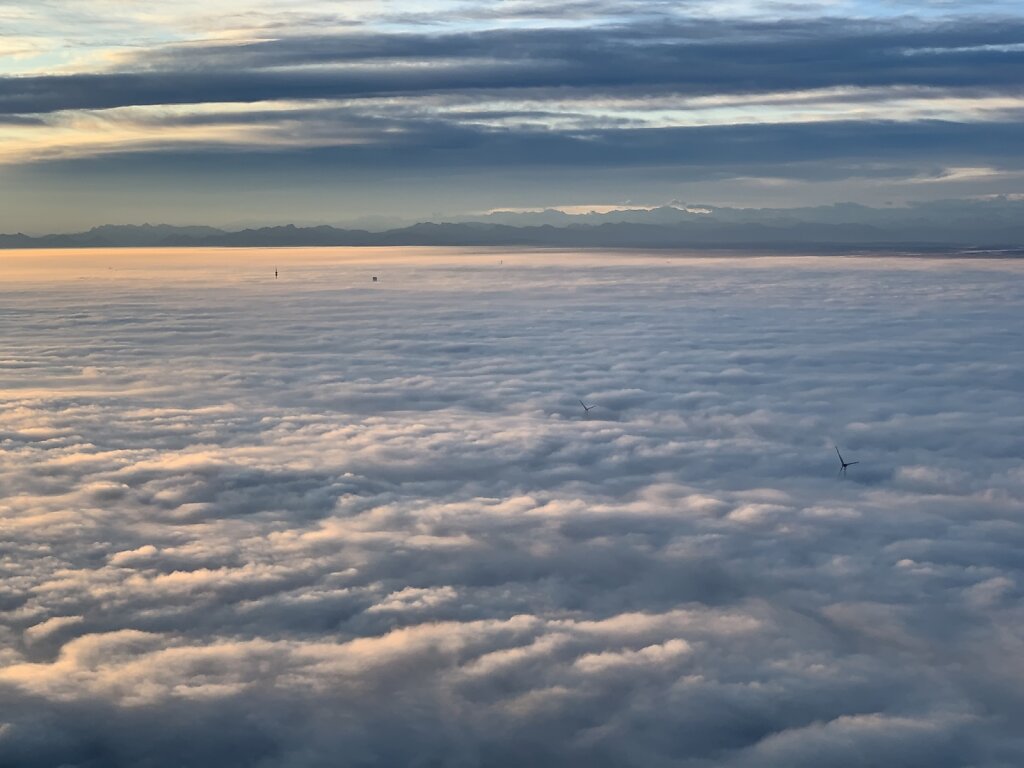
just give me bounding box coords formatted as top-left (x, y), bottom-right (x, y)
top-left (1, 0), bottom-right (1024, 231)
top-left (2, 248), bottom-right (1024, 765)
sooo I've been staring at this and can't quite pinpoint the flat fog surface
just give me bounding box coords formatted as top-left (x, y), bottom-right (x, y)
top-left (1, 248), bottom-right (1023, 767)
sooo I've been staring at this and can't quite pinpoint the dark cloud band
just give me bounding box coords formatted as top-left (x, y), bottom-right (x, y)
top-left (3, 19), bottom-right (1023, 116)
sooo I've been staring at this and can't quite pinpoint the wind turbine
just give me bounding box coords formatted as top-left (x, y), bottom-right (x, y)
top-left (835, 446), bottom-right (859, 477)
top-left (579, 400), bottom-right (596, 416)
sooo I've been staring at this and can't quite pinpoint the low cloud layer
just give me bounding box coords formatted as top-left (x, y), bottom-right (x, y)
top-left (1, 249), bottom-right (1023, 766)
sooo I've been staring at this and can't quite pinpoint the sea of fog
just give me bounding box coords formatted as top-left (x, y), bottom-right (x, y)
top-left (1, 247), bottom-right (1023, 766)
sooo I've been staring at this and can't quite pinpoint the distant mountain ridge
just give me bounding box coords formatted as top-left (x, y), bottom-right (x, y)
top-left (4, 200), bottom-right (1024, 250)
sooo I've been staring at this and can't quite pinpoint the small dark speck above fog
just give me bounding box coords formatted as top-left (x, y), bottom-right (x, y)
top-left (1, 249), bottom-right (1023, 767)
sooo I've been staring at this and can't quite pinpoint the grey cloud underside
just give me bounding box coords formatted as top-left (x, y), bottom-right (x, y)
top-left (3, 20), bottom-right (1024, 115)
top-left (2, 252), bottom-right (1024, 766)
top-left (5, 14), bottom-right (1024, 225)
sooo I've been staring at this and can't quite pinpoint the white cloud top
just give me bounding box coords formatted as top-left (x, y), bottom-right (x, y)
top-left (0, 247), bottom-right (1022, 765)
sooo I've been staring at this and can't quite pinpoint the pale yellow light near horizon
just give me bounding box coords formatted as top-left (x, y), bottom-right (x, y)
top-left (3, 245), bottom-right (1020, 286)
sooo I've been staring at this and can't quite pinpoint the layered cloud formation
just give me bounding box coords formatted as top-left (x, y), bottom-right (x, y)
top-left (2, 1), bottom-right (1024, 229)
top-left (1, 248), bottom-right (1023, 765)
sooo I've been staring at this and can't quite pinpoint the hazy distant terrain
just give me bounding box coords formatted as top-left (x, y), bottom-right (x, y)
top-left (4, 199), bottom-right (1024, 251)
top-left (1, 248), bottom-right (1023, 766)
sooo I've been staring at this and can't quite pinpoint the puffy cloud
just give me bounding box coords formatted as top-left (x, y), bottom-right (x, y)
top-left (0, 249), bottom-right (1022, 765)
